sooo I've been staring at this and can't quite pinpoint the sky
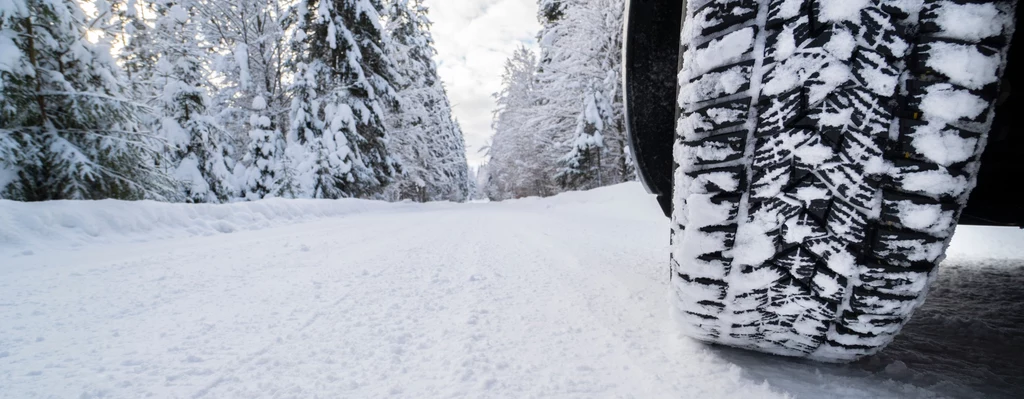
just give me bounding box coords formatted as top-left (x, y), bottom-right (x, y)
top-left (420, 0), bottom-right (542, 167)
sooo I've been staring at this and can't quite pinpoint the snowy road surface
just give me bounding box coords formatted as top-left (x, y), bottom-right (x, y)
top-left (2, 183), bottom-right (1023, 398)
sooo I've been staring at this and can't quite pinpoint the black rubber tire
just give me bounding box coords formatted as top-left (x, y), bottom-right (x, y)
top-left (670, 0), bottom-right (1017, 362)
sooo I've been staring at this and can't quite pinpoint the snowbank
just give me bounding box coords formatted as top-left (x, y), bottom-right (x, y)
top-left (946, 225), bottom-right (1024, 262)
top-left (3, 183), bottom-right (1020, 259)
top-left (0, 198), bottom-right (410, 255)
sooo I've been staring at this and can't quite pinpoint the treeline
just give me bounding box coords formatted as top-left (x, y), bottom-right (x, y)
top-left (0, 0), bottom-right (470, 203)
top-left (479, 0), bottom-right (633, 200)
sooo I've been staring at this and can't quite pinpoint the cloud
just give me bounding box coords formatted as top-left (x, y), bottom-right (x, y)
top-left (421, 0), bottom-right (541, 166)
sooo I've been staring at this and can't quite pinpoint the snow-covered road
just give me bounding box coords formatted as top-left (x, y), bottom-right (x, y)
top-left (2, 184), bottom-right (1022, 398)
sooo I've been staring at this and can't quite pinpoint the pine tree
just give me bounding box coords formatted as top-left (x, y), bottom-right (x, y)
top-left (290, 0), bottom-right (400, 199)
top-left (502, 0), bottom-right (633, 194)
top-left (1, 0), bottom-right (160, 200)
top-left (116, 0), bottom-right (159, 100)
top-left (197, 0), bottom-right (291, 199)
top-left (552, 0), bottom-right (631, 190)
top-left (287, 59), bottom-right (339, 198)
top-left (383, 0), bottom-right (468, 202)
top-left (486, 46), bottom-right (547, 200)
top-left (538, 0), bottom-right (565, 34)
top-left (472, 163), bottom-right (490, 200)
top-left (241, 95), bottom-right (280, 199)
top-left (382, 0), bottom-right (429, 201)
top-left (557, 85), bottom-right (611, 189)
top-left (151, 0), bottom-right (234, 203)
top-left (433, 118), bottom-right (469, 201)
top-left (513, 0), bottom-right (575, 195)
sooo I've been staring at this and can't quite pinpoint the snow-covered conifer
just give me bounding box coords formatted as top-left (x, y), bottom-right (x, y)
top-left (487, 0), bottom-right (632, 196)
top-left (197, 0), bottom-right (291, 196)
top-left (116, 0), bottom-right (159, 100)
top-left (383, 0), bottom-right (468, 202)
top-left (151, 0), bottom-right (234, 203)
top-left (486, 46), bottom-right (549, 200)
top-left (1, 0), bottom-right (161, 200)
top-left (286, 60), bottom-right (336, 198)
top-left (241, 95), bottom-right (281, 199)
top-left (289, 0), bottom-right (400, 199)
top-left (555, 0), bottom-right (632, 189)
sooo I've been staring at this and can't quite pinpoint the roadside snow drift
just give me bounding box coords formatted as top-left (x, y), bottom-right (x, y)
top-left (0, 198), bottom-right (412, 253)
top-left (1, 183), bottom-right (1022, 398)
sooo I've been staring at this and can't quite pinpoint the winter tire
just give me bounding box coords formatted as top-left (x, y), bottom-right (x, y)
top-left (669, 0), bottom-right (1018, 362)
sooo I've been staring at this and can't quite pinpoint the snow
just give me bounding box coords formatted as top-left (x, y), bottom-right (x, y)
top-left (169, 4), bottom-right (188, 24)
top-left (234, 43), bottom-right (251, 89)
top-left (820, 108), bottom-right (854, 127)
top-left (810, 63), bottom-right (853, 103)
top-left (818, 0), bottom-right (870, 22)
top-left (2, 183), bottom-right (1024, 398)
top-left (678, 66), bottom-right (751, 106)
top-left (900, 169), bottom-right (968, 197)
top-left (251, 95), bottom-right (267, 111)
top-left (728, 222), bottom-right (776, 267)
top-left (919, 84), bottom-right (988, 122)
top-left (680, 139), bottom-right (737, 164)
top-left (925, 42), bottom-right (1000, 90)
top-left (824, 28), bottom-right (856, 60)
top-left (0, 0), bottom-right (27, 18)
top-left (793, 141), bottom-right (834, 166)
top-left (326, 20), bottom-right (337, 50)
top-left (0, 197), bottom-right (396, 250)
top-left (858, 54), bottom-right (899, 96)
top-left (173, 156), bottom-right (213, 199)
top-left (775, 25), bottom-right (797, 59)
top-left (776, 0), bottom-right (803, 20)
top-left (931, 2), bottom-right (1013, 42)
top-left (909, 123), bottom-right (978, 166)
top-left (682, 27), bottom-right (755, 82)
top-left (896, 201), bottom-right (955, 236)
top-left (0, 30), bottom-right (22, 75)
top-left (677, 112), bottom-right (715, 136)
top-left (684, 193), bottom-right (735, 229)
top-left (706, 107), bottom-right (744, 124)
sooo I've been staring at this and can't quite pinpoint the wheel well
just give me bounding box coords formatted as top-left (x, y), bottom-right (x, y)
top-left (625, 2), bottom-right (1022, 226)
top-left (623, 0), bottom-right (683, 217)
top-left (961, 4), bottom-right (1024, 228)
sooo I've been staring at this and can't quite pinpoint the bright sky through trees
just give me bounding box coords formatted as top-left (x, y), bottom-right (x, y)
top-left (421, 0), bottom-right (541, 166)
